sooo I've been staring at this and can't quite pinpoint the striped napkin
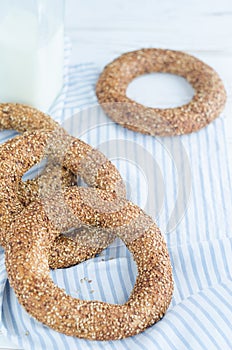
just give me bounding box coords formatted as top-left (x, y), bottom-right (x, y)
top-left (0, 58), bottom-right (232, 349)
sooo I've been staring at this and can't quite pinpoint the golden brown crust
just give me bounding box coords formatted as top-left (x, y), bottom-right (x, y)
top-left (5, 188), bottom-right (173, 340)
top-left (96, 48), bottom-right (226, 136)
top-left (0, 103), bottom-right (58, 131)
top-left (1, 109), bottom-right (173, 339)
top-left (17, 165), bottom-right (77, 207)
top-left (0, 123), bottom-right (125, 268)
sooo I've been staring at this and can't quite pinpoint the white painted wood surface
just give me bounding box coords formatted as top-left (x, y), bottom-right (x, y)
top-left (1, 0), bottom-right (232, 348)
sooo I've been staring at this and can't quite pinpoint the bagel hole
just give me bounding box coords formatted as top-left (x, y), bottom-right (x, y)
top-left (76, 177), bottom-right (88, 187)
top-left (50, 244), bottom-right (137, 304)
top-left (126, 72), bottom-right (194, 109)
top-left (111, 158), bottom-right (148, 208)
top-left (0, 129), bottom-right (19, 145)
top-left (22, 158), bottom-right (48, 181)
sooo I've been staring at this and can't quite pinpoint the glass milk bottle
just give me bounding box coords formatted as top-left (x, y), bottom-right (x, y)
top-left (0, 0), bottom-right (65, 112)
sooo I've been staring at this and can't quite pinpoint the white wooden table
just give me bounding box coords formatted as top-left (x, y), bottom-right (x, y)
top-left (1, 0), bottom-right (231, 348)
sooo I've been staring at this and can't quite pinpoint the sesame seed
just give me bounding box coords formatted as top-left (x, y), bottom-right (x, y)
top-left (96, 48), bottom-right (226, 136)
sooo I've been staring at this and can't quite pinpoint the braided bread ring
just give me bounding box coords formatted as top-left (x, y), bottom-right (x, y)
top-left (0, 129), bottom-right (125, 268)
top-left (6, 187), bottom-right (173, 340)
top-left (96, 48), bottom-right (226, 136)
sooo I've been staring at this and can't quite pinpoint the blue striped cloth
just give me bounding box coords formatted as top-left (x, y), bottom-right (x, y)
top-left (0, 59), bottom-right (232, 349)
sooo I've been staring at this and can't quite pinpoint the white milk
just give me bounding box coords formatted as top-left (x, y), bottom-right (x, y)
top-left (0, 8), bottom-right (64, 112)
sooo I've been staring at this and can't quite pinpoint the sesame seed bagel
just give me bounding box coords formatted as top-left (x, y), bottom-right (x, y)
top-left (96, 48), bottom-right (226, 136)
top-left (0, 102), bottom-right (77, 209)
top-left (0, 129), bottom-right (125, 269)
top-left (17, 164), bottom-right (77, 208)
top-left (5, 186), bottom-right (173, 340)
top-left (0, 103), bottom-right (58, 131)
